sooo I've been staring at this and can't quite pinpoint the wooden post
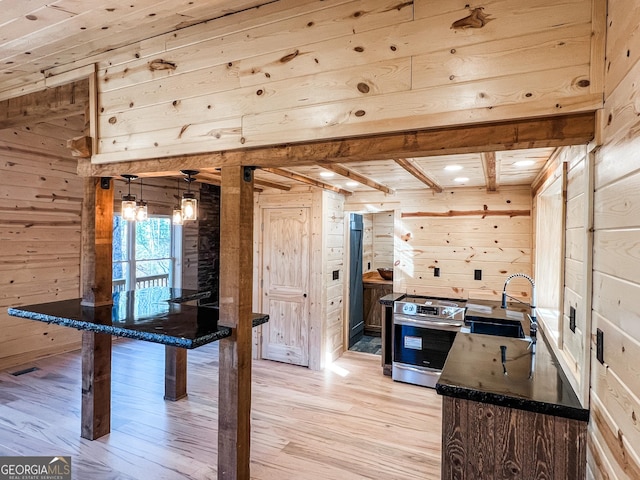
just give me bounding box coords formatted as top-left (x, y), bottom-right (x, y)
top-left (164, 346), bottom-right (187, 401)
top-left (217, 166), bottom-right (254, 479)
top-left (81, 176), bottom-right (114, 307)
top-left (80, 177), bottom-right (114, 440)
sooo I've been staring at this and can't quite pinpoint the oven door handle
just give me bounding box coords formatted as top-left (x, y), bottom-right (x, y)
top-left (394, 315), bottom-right (462, 331)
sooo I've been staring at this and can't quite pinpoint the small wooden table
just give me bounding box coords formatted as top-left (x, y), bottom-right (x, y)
top-left (8, 287), bottom-right (268, 440)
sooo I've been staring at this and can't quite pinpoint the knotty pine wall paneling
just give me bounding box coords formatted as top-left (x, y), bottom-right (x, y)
top-left (361, 211), bottom-right (393, 273)
top-left (345, 187), bottom-right (532, 300)
top-left (0, 128), bottom-right (83, 370)
top-left (87, 0), bottom-right (600, 164)
top-left (587, 0), bottom-right (640, 476)
top-left (362, 213), bottom-right (373, 273)
top-left (373, 211), bottom-right (394, 270)
top-left (322, 190), bottom-right (345, 364)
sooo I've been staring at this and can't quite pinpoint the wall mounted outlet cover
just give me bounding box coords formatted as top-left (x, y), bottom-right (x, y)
top-left (474, 269), bottom-right (482, 281)
top-left (434, 267), bottom-right (440, 277)
top-left (569, 306), bottom-right (576, 333)
top-left (596, 328), bottom-right (604, 365)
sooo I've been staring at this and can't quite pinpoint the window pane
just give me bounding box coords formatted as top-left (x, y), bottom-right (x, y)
top-left (136, 217), bottom-right (171, 260)
top-left (112, 262), bottom-right (129, 292)
top-left (113, 215), bottom-right (129, 262)
top-left (136, 259), bottom-right (171, 289)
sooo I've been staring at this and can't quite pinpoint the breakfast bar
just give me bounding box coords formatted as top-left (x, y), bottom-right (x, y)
top-left (7, 287), bottom-right (268, 440)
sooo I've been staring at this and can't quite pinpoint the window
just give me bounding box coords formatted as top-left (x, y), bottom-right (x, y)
top-left (112, 215), bottom-right (181, 292)
top-left (534, 165), bottom-right (566, 342)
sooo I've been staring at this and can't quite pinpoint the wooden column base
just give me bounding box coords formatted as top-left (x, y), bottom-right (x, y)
top-left (164, 346), bottom-right (187, 401)
top-left (81, 331), bottom-right (112, 440)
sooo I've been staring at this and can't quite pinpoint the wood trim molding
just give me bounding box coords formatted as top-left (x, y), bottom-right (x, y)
top-left (394, 158), bottom-right (443, 193)
top-left (402, 209), bottom-right (530, 218)
top-left (84, 113), bottom-right (596, 177)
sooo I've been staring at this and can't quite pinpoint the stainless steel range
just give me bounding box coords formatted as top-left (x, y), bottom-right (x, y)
top-left (392, 296), bottom-right (466, 388)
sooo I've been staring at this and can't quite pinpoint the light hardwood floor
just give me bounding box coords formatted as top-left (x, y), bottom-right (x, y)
top-left (0, 340), bottom-right (442, 479)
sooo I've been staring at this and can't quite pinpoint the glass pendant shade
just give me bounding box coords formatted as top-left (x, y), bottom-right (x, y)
top-left (180, 170), bottom-right (199, 221)
top-left (121, 174), bottom-right (138, 221)
top-left (181, 193), bottom-right (198, 221)
top-left (135, 200), bottom-right (148, 221)
top-left (172, 207), bottom-right (184, 225)
top-left (122, 194), bottom-right (137, 221)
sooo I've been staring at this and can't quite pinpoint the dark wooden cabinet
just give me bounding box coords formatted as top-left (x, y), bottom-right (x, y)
top-left (441, 396), bottom-right (587, 479)
top-left (363, 277), bottom-right (392, 336)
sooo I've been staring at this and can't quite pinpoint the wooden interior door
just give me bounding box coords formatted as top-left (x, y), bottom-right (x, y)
top-left (261, 207), bottom-right (310, 366)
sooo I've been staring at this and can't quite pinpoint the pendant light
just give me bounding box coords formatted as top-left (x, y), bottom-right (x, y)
top-left (180, 170), bottom-right (199, 221)
top-left (135, 178), bottom-right (148, 222)
top-left (121, 174), bottom-right (138, 221)
top-left (172, 178), bottom-right (184, 225)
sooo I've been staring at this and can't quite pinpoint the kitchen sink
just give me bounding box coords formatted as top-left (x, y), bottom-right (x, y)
top-left (465, 315), bottom-right (526, 339)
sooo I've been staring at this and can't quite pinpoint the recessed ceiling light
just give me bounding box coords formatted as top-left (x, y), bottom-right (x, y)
top-left (445, 165), bottom-right (463, 171)
top-left (319, 171), bottom-right (335, 178)
top-left (514, 160), bottom-right (535, 167)
top-left (454, 177), bottom-right (469, 183)
top-left (346, 181), bottom-right (359, 187)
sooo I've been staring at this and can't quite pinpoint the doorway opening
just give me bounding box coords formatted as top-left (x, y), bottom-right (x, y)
top-left (346, 210), bottom-right (395, 356)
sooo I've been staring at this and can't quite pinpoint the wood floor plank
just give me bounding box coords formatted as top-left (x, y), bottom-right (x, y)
top-left (0, 340), bottom-right (441, 479)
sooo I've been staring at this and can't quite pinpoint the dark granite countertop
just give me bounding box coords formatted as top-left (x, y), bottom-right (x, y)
top-left (7, 287), bottom-right (268, 349)
top-left (436, 331), bottom-right (588, 422)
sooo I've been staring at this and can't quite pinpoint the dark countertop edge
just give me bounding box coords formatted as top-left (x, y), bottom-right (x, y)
top-left (8, 308), bottom-right (269, 350)
top-left (379, 292), bottom-right (406, 305)
top-left (435, 382), bottom-right (589, 422)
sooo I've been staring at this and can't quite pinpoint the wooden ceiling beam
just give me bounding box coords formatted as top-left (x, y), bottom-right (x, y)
top-left (481, 152), bottom-right (498, 192)
top-left (394, 158), bottom-right (443, 193)
top-left (0, 80), bottom-right (89, 130)
top-left (262, 168), bottom-right (352, 196)
top-left (84, 112), bottom-right (595, 177)
top-left (318, 163), bottom-right (394, 194)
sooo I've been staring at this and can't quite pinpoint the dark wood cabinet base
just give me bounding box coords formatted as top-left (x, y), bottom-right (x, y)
top-left (441, 396), bottom-right (587, 480)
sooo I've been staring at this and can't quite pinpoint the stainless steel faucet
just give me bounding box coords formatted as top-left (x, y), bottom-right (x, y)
top-left (501, 273), bottom-right (537, 341)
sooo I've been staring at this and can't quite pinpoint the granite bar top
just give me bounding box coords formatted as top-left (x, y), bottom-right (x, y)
top-left (436, 331), bottom-right (589, 422)
top-left (8, 287), bottom-right (268, 349)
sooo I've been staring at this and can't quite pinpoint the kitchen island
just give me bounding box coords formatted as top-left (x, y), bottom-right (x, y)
top-left (436, 315), bottom-right (588, 479)
top-left (7, 287), bottom-right (269, 439)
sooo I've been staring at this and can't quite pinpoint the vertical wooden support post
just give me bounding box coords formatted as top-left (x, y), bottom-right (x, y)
top-left (80, 177), bottom-right (114, 440)
top-left (218, 166), bottom-right (254, 479)
top-left (164, 346), bottom-right (187, 401)
top-left (81, 176), bottom-right (114, 307)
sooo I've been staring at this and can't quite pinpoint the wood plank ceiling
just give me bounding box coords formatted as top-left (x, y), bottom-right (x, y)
top-left (0, 0), bottom-right (559, 194)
